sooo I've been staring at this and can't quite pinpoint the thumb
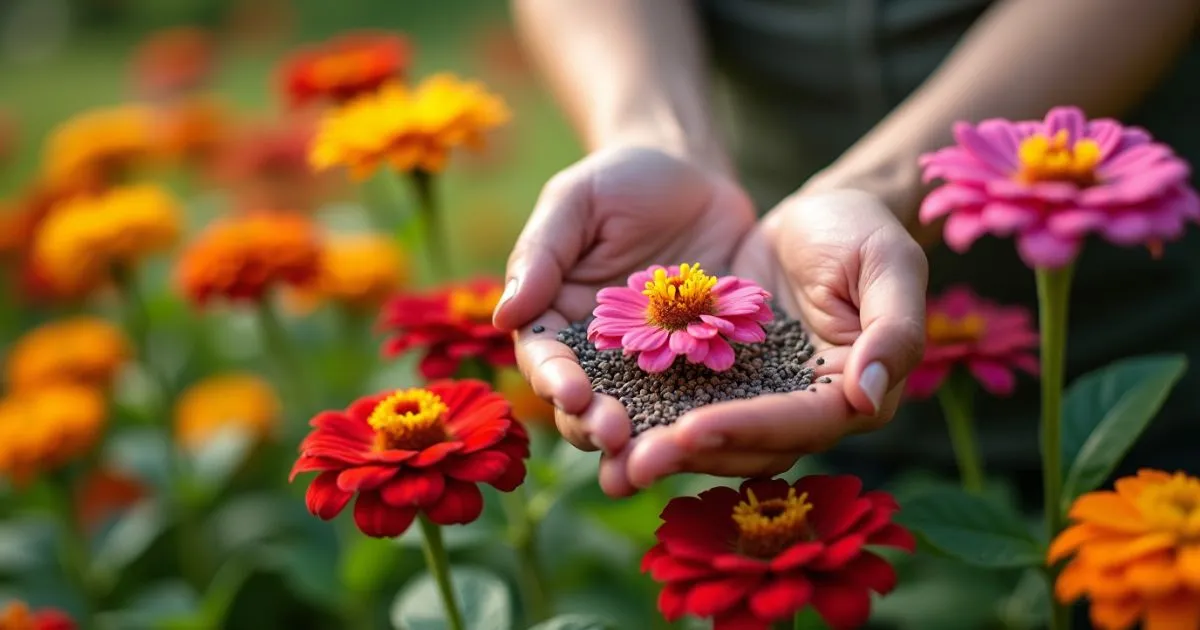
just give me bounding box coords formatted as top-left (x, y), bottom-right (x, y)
top-left (843, 231), bottom-right (928, 416)
top-left (492, 172), bottom-right (590, 331)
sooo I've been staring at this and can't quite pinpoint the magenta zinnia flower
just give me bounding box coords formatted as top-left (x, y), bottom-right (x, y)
top-left (907, 286), bottom-right (1039, 399)
top-left (919, 106), bottom-right (1200, 268)
top-left (587, 263), bottom-right (772, 373)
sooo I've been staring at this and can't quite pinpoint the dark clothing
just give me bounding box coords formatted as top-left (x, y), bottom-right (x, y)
top-left (695, 0), bottom-right (1200, 481)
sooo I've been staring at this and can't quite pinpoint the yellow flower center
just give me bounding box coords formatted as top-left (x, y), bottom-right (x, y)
top-left (731, 488), bottom-right (813, 558)
top-left (448, 286), bottom-right (503, 323)
top-left (367, 388), bottom-right (448, 451)
top-left (1137, 473), bottom-right (1200, 541)
top-left (926, 312), bottom-right (987, 345)
top-left (0, 601), bottom-right (35, 630)
top-left (643, 263), bottom-right (718, 331)
top-left (1016, 130), bottom-right (1102, 185)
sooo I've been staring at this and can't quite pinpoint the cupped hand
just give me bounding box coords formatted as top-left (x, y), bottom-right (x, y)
top-left (492, 146), bottom-right (756, 455)
top-left (599, 189), bottom-right (930, 496)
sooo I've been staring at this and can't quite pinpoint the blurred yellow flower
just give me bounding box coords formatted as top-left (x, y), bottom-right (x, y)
top-left (43, 105), bottom-right (158, 186)
top-left (174, 373), bottom-right (281, 451)
top-left (6, 317), bottom-right (130, 393)
top-left (289, 233), bottom-right (407, 311)
top-left (32, 184), bottom-right (182, 294)
top-left (496, 367), bottom-right (554, 428)
top-left (0, 385), bottom-right (107, 486)
top-left (309, 74), bottom-right (509, 179)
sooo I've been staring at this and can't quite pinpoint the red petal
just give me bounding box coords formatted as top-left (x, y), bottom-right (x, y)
top-left (419, 351), bottom-right (459, 379)
top-left (867, 523), bottom-right (917, 552)
top-left (794, 475), bottom-right (865, 539)
top-left (684, 575), bottom-right (762, 617)
top-left (810, 581), bottom-right (871, 630)
top-left (641, 544), bottom-right (668, 573)
top-left (847, 492), bottom-right (901, 538)
top-left (862, 490), bottom-right (900, 512)
top-left (289, 455), bottom-right (340, 481)
top-left (353, 491), bottom-right (416, 538)
top-left (841, 551), bottom-right (898, 594)
top-left (749, 575), bottom-right (814, 620)
top-left (305, 471), bottom-right (353, 520)
top-left (380, 471), bottom-right (446, 507)
top-left (740, 477), bottom-right (792, 502)
top-left (810, 534), bottom-right (866, 571)
top-left (442, 450), bottom-right (510, 483)
top-left (770, 542), bottom-right (824, 571)
top-left (345, 395), bottom-right (388, 425)
top-left (713, 604), bottom-right (769, 630)
top-left (33, 609), bottom-right (76, 630)
top-left (658, 583), bottom-right (690, 621)
top-left (423, 479), bottom-right (484, 525)
top-left (489, 458), bottom-right (526, 492)
top-left (457, 419), bottom-right (511, 453)
top-left (409, 441), bottom-right (463, 467)
top-left (337, 465), bottom-right (398, 491)
top-left (648, 554), bottom-right (716, 582)
top-left (711, 554), bottom-right (770, 574)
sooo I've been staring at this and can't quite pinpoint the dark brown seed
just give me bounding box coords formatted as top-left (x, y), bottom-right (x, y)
top-left (532, 324), bottom-right (546, 334)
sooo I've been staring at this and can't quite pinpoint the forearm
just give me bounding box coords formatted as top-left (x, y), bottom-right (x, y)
top-left (806, 0), bottom-right (1200, 234)
top-left (511, 0), bottom-right (729, 172)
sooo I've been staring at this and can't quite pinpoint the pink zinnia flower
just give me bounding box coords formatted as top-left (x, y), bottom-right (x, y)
top-left (587, 263), bottom-right (772, 373)
top-left (919, 106), bottom-right (1200, 269)
top-left (907, 286), bottom-right (1039, 399)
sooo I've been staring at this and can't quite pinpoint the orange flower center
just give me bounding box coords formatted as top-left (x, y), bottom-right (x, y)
top-left (0, 601), bottom-right (35, 630)
top-left (731, 488), bottom-right (813, 558)
top-left (448, 286), bottom-right (503, 323)
top-left (309, 50), bottom-right (378, 86)
top-left (1016, 130), bottom-right (1101, 185)
top-left (643, 263), bottom-right (717, 331)
top-left (1137, 473), bottom-right (1200, 540)
top-left (926, 312), bottom-right (986, 345)
top-left (368, 388), bottom-right (448, 451)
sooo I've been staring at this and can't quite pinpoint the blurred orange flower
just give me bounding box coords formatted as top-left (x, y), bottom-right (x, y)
top-left (211, 117), bottom-right (341, 212)
top-left (0, 600), bottom-right (75, 630)
top-left (176, 212), bottom-right (321, 306)
top-left (288, 233), bottom-right (407, 312)
top-left (131, 27), bottom-right (216, 99)
top-left (496, 367), bottom-right (554, 427)
top-left (309, 74), bottom-right (510, 179)
top-left (32, 184), bottom-right (181, 295)
top-left (279, 32), bottom-right (409, 109)
top-left (1049, 469), bottom-right (1200, 630)
top-left (74, 467), bottom-right (147, 533)
top-left (157, 95), bottom-right (231, 165)
top-left (43, 105), bottom-right (158, 187)
top-left (0, 385), bottom-right (106, 487)
top-left (6, 317), bottom-right (129, 393)
top-left (174, 373), bottom-right (280, 452)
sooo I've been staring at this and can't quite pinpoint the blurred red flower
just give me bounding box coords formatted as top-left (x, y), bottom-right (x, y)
top-left (379, 279), bottom-right (516, 379)
top-left (74, 467), bottom-right (147, 533)
top-left (0, 600), bottom-right (75, 630)
top-left (279, 32), bottom-right (410, 109)
top-left (210, 116), bottom-right (341, 212)
top-left (643, 476), bottom-right (914, 630)
top-left (290, 380), bottom-right (529, 538)
top-left (130, 27), bottom-right (216, 99)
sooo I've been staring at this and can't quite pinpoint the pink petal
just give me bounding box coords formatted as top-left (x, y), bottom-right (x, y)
top-left (1087, 119), bottom-right (1125, 161)
top-left (669, 330), bottom-right (699, 355)
top-left (622, 326), bottom-right (669, 352)
top-left (921, 150), bottom-right (1004, 184)
top-left (980, 201), bottom-right (1039, 235)
top-left (919, 184), bottom-right (988, 223)
top-left (967, 359), bottom-right (1017, 396)
top-left (724, 318), bottom-right (767, 344)
top-left (687, 321), bottom-right (719, 339)
top-left (1046, 208), bottom-right (1108, 238)
top-left (976, 119), bottom-right (1023, 165)
top-left (638, 345), bottom-right (678, 373)
top-left (593, 303), bottom-right (646, 319)
top-left (596, 286), bottom-right (649, 307)
top-left (1015, 229), bottom-right (1081, 269)
top-left (943, 212), bottom-right (990, 253)
top-left (953, 121), bottom-right (1018, 171)
top-left (699, 314), bottom-right (735, 334)
top-left (1043, 106), bottom-right (1087, 143)
top-left (686, 339), bottom-right (710, 363)
top-left (703, 338), bottom-right (736, 372)
top-left (1011, 353), bottom-right (1040, 376)
top-left (1100, 213), bottom-right (1153, 246)
top-left (905, 363), bottom-right (950, 400)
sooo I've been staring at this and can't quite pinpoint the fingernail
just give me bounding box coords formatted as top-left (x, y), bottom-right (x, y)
top-left (496, 278), bottom-right (518, 312)
top-left (859, 362), bottom-right (889, 414)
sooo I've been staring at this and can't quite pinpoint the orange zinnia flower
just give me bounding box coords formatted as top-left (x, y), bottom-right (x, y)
top-left (309, 74), bottom-right (510, 179)
top-left (279, 32), bottom-right (410, 109)
top-left (157, 95), bottom-right (230, 164)
top-left (174, 373), bottom-right (280, 452)
top-left (43, 105), bottom-right (158, 187)
top-left (6, 317), bottom-right (129, 393)
top-left (32, 184), bottom-right (181, 295)
top-left (176, 212), bottom-right (321, 305)
top-left (0, 600), bottom-right (75, 630)
top-left (288, 233), bottom-right (408, 312)
top-left (130, 26), bottom-right (216, 99)
top-left (0, 385), bottom-right (107, 487)
top-left (1049, 469), bottom-right (1200, 630)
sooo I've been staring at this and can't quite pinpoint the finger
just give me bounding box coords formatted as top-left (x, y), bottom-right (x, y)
top-left (553, 394), bottom-right (631, 454)
top-left (808, 347), bottom-right (848, 376)
top-left (598, 448), bottom-right (638, 498)
top-left (844, 230), bottom-right (928, 416)
top-left (514, 310), bottom-right (593, 417)
top-left (493, 169), bottom-right (590, 331)
top-left (623, 434), bottom-right (799, 488)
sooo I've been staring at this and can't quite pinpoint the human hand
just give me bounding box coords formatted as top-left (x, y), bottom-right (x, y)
top-left (492, 145), bottom-right (756, 455)
top-left (599, 189), bottom-right (929, 495)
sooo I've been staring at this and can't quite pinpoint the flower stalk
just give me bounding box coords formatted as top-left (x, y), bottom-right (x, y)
top-left (417, 516), bottom-right (466, 630)
top-left (1035, 265), bottom-right (1074, 630)
top-left (256, 298), bottom-right (315, 415)
top-left (502, 488), bottom-right (553, 623)
top-left (410, 169), bottom-right (452, 280)
top-left (936, 373), bottom-right (985, 494)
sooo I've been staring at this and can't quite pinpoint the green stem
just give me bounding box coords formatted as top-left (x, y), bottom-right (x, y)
top-left (417, 516), bottom-right (465, 630)
top-left (1036, 265), bottom-right (1074, 630)
top-left (44, 474), bottom-right (97, 629)
top-left (936, 374), bottom-right (985, 494)
top-left (501, 489), bottom-right (553, 623)
top-left (256, 299), bottom-right (316, 416)
top-left (410, 169), bottom-right (452, 281)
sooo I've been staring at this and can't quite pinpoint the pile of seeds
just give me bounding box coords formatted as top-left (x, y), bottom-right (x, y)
top-left (558, 311), bottom-right (817, 435)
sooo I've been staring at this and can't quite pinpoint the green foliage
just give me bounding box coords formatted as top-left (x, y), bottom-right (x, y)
top-left (527, 614), bottom-right (617, 630)
top-left (391, 567), bottom-right (512, 630)
top-left (898, 488), bottom-right (1043, 568)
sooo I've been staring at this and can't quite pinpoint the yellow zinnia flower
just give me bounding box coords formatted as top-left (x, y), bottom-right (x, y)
top-left (288, 233), bottom-right (407, 311)
top-left (6, 317), bottom-right (130, 392)
top-left (174, 373), bottom-right (280, 452)
top-left (0, 385), bottom-right (107, 486)
top-left (32, 184), bottom-right (182, 294)
top-left (1049, 469), bottom-right (1200, 630)
top-left (309, 73), bottom-right (510, 179)
top-left (43, 105), bottom-right (158, 187)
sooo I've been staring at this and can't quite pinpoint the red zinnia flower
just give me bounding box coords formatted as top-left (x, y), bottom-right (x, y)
top-left (279, 32), bottom-right (410, 109)
top-left (0, 600), bottom-right (75, 630)
top-left (643, 476), bottom-right (915, 630)
top-left (290, 380), bottom-right (529, 538)
top-left (379, 279), bottom-right (516, 379)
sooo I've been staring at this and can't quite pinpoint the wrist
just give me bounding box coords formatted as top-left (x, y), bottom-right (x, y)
top-left (587, 99), bottom-right (731, 175)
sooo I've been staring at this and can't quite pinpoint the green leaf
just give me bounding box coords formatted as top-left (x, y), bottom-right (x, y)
top-left (394, 519), bottom-right (500, 550)
top-left (340, 535), bottom-right (402, 596)
top-left (897, 488), bottom-right (1043, 568)
top-left (188, 425), bottom-right (254, 495)
top-left (90, 502), bottom-right (168, 590)
top-left (528, 614), bottom-right (617, 630)
top-left (390, 566), bottom-right (511, 630)
top-left (1061, 354), bottom-right (1187, 508)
